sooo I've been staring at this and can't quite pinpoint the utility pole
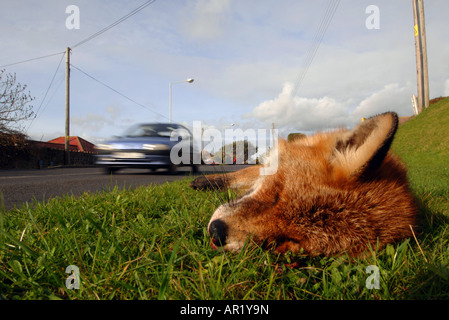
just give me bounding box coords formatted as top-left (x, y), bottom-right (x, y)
top-left (419, 0), bottom-right (430, 109)
top-left (413, 0), bottom-right (429, 113)
top-left (65, 47), bottom-right (71, 165)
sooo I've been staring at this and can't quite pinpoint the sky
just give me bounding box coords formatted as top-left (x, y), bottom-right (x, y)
top-left (1, 0), bottom-right (448, 144)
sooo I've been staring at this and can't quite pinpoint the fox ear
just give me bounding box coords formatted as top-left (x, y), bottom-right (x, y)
top-left (333, 112), bottom-right (399, 178)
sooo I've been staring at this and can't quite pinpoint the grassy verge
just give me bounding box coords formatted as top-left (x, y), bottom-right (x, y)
top-left (1, 99), bottom-right (448, 300)
top-left (392, 97), bottom-right (449, 217)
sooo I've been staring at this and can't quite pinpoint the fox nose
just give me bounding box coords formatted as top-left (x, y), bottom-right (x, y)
top-left (209, 219), bottom-right (227, 247)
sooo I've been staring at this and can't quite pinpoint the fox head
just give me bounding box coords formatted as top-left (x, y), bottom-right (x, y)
top-left (192, 112), bottom-right (419, 257)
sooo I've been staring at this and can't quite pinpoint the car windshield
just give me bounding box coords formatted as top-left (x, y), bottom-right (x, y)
top-left (123, 124), bottom-right (179, 138)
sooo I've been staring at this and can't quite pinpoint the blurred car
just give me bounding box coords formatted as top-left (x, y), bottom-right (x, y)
top-left (95, 123), bottom-right (199, 174)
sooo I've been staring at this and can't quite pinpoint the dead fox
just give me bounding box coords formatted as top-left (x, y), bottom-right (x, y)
top-left (191, 112), bottom-right (419, 257)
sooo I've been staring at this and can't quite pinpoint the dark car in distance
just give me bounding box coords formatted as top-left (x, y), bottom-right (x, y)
top-left (95, 123), bottom-right (199, 174)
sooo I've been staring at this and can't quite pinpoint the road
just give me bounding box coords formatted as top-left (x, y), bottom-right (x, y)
top-left (0, 165), bottom-right (246, 211)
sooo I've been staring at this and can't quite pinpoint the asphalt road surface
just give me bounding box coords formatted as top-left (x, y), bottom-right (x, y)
top-left (0, 165), bottom-right (247, 211)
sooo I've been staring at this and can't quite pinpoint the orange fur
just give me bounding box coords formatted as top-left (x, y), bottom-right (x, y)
top-left (191, 112), bottom-right (419, 257)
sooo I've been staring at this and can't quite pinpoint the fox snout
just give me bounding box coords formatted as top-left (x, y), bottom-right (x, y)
top-left (208, 219), bottom-right (227, 249)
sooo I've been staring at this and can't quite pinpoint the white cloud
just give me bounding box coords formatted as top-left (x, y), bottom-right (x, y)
top-left (250, 81), bottom-right (416, 132)
top-left (250, 82), bottom-right (351, 131)
top-left (352, 82), bottom-right (415, 119)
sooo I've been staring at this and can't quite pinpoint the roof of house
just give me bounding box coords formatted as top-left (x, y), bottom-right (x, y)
top-left (46, 136), bottom-right (96, 153)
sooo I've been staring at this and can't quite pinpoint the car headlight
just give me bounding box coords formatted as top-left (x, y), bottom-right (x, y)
top-left (142, 144), bottom-right (171, 151)
top-left (96, 144), bottom-right (114, 151)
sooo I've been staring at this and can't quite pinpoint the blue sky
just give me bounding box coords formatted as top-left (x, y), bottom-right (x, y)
top-left (1, 0), bottom-right (448, 144)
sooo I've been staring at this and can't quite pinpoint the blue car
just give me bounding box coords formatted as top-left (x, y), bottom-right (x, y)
top-left (95, 123), bottom-right (199, 174)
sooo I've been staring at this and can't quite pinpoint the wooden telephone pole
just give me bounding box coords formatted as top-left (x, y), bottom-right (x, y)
top-left (65, 47), bottom-right (71, 165)
top-left (413, 0), bottom-right (429, 113)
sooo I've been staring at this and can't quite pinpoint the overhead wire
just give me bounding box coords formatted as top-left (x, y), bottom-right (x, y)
top-left (3, 0), bottom-right (160, 133)
top-left (70, 63), bottom-right (168, 120)
top-left (0, 51), bottom-right (65, 69)
top-left (25, 52), bottom-right (66, 133)
top-left (39, 75), bottom-right (65, 118)
top-left (71, 0), bottom-right (156, 49)
top-left (291, 0), bottom-right (340, 98)
top-left (0, 0), bottom-right (156, 67)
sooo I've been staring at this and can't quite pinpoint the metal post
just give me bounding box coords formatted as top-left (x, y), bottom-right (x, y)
top-left (65, 47), bottom-right (71, 165)
top-left (413, 0), bottom-right (429, 113)
top-left (418, 0), bottom-right (429, 109)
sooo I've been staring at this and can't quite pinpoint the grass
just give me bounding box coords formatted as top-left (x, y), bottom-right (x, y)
top-left (392, 97), bottom-right (449, 217)
top-left (1, 98), bottom-right (448, 300)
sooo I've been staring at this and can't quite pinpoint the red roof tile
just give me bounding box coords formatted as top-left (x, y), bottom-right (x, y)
top-left (46, 136), bottom-right (96, 152)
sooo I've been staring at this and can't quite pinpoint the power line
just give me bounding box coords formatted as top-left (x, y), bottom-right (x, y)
top-left (25, 52), bottom-right (66, 133)
top-left (70, 63), bottom-right (167, 120)
top-left (0, 51), bottom-right (65, 69)
top-left (1, 0), bottom-right (157, 68)
top-left (38, 75), bottom-right (65, 120)
top-left (292, 0), bottom-right (340, 97)
top-left (71, 0), bottom-right (156, 49)
top-left (293, 0), bottom-right (340, 94)
top-left (2, 0), bottom-right (159, 136)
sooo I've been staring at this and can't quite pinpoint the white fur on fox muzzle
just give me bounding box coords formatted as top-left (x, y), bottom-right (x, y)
top-left (208, 207), bottom-right (244, 251)
top-left (207, 176), bottom-right (266, 251)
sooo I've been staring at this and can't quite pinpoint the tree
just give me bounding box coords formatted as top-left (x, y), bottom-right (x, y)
top-left (288, 132), bottom-right (306, 142)
top-left (215, 140), bottom-right (256, 164)
top-left (0, 69), bottom-right (35, 134)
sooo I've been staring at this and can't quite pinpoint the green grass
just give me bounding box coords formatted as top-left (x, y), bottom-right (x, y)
top-left (392, 98), bottom-right (449, 217)
top-left (1, 98), bottom-right (449, 300)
